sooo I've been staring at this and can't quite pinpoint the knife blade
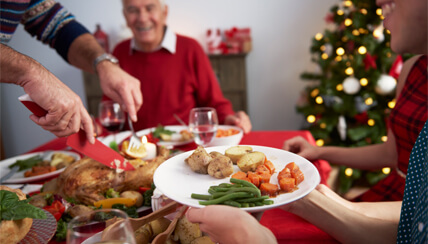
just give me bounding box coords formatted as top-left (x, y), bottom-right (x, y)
top-left (0, 166), bottom-right (19, 184)
top-left (67, 130), bottom-right (135, 171)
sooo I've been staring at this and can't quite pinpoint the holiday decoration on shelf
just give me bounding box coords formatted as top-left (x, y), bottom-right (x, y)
top-left (206, 27), bottom-right (252, 55)
top-left (297, 0), bottom-right (409, 194)
top-left (94, 24), bottom-right (110, 53)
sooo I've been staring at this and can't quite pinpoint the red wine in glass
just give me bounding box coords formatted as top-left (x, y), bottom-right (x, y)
top-left (98, 101), bottom-right (125, 142)
top-left (102, 120), bottom-right (124, 132)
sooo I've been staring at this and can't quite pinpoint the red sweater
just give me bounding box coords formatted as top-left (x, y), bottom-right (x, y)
top-left (110, 35), bottom-right (235, 131)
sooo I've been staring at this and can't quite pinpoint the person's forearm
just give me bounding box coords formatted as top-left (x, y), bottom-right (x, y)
top-left (67, 33), bottom-right (106, 73)
top-left (289, 190), bottom-right (399, 244)
top-left (353, 201), bottom-right (402, 221)
top-left (0, 44), bottom-right (45, 86)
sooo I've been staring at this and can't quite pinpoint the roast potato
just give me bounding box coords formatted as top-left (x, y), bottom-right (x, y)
top-left (237, 151), bottom-right (266, 172)
top-left (135, 217), bottom-right (171, 244)
top-left (225, 146), bottom-right (253, 164)
top-left (173, 215), bottom-right (202, 244)
top-left (67, 205), bottom-right (94, 218)
top-left (191, 236), bottom-right (215, 244)
top-left (120, 190), bottom-right (143, 207)
top-left (185, 146), bottom-right (212, 174)
top-left (207, 155), bottom-right (234, 179)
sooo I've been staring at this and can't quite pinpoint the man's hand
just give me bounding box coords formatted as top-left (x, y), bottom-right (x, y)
top-left (96, 61), bottom-right (142, 122)
top-left (1, 44), bottom-right (95, 143)
top-left (225, 111), bottom-right (252, 133)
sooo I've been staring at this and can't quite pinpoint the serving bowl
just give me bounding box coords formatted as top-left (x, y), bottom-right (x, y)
top-left (207, 125), bottom-right (243, 147)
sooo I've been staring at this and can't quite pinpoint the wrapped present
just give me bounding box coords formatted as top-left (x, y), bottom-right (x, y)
top-left (206, 27), bottom-right (252, 55)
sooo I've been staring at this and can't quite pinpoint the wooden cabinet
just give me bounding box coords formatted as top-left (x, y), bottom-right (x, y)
top-left (82, 54), bottom-right (248, 115)
top-left (208, 54), bottom-right (248, 113)
top-left (82, 71), bottom-right (103, 116)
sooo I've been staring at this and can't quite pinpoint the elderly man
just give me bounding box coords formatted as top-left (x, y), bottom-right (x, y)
top-left (110, 0), bottom-right (252, 133)
top-left (1, 0), bottom-right (143, 142)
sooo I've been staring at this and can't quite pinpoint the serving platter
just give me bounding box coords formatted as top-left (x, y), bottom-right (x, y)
top-left (0, 151), bottom-right (80, 184)
top-left (154, 145), bottom-right (320, 213)
top-left (18, 209), bottom-right (57, 244)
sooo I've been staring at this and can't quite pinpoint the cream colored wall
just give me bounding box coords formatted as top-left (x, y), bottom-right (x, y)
top-left (1, 0), bottom-right (338, 157)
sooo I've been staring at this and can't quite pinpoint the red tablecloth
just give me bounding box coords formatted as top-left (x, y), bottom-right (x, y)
top-left (26, 130), bottom-right (337, 243)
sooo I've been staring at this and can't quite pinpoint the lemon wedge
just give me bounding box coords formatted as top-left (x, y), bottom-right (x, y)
top-left (122, 140), bottom-right (148, 158)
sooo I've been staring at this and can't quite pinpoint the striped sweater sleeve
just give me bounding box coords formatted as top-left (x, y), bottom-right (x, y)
top-left (22, 0), bottom-right (89, 61)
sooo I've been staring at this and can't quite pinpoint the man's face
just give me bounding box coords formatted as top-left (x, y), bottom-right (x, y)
top-left (122, 0), bottom-right (168, 52)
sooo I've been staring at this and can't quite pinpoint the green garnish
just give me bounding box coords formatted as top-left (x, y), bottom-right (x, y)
top-left (109, 141), bottom-right (119, 151)
top-left (0, 190), bottom-right (46, 221)
top-left (152, 124), bottom-right (175, 139)
top-left (8, 155), bottom-right (43, 171)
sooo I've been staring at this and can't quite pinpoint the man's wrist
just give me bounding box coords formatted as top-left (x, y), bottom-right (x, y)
top-left (93, 53), bottom-right (119, 73)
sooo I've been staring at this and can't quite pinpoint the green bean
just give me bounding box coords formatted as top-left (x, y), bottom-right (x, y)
top-left (249, 203), bottom-right (255, 207)
top-left (210, 187), bottom-right (233, 192)
top-left (222, 187), bottom-right (261, 198)
top-left (208, 188), bottom-right (217, 195)
top-left (223, 200), bottom-right (241, 208)
top-left (230, 178), bottom-right (259, 190)
top-left (218, 183), bottom-right (238, 188)
top-left (199, 192), bottom-right (253, 205)
top-left (191, 193), bottom-right (212, 200)
top-left (241, 202), bottom-right (249, 208)
top-left (235, 196), bottom-right (269, 203)
top-left (263, 200), bottom-right (274, 205)
top-left (254, 201), bottom-right (264, 206)
top-left (211, 192), bottom-right (228, 199)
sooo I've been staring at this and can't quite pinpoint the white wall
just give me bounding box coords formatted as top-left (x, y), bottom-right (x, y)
top-left (1, 0), bottom-right (337, 158)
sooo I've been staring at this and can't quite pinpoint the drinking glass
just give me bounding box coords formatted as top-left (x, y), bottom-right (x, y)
top-left (67, 209), bottom-right (136, 244)
top-left (188, 107), bottom-right (218, 146)
top-left (98, 101), bottom-right (125, 142)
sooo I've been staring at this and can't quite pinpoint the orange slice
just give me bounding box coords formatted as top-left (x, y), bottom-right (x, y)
top-left (122, 140), bottom-right (147, 158)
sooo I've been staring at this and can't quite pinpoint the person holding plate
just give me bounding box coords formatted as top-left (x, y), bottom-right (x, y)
top-left (105, 0), bottom-right (252, 133)
top-left (186, 0), bottom-right (427, 243)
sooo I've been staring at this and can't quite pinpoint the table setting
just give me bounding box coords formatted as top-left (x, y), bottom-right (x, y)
top-left (1, 104), bottom-right (336, 243)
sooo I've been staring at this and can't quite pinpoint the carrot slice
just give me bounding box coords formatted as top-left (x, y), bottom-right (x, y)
top-left (279, 177), bottom-right (296, 192)
top-left (264, 160), bottom-right (275, 174)
top-left (292, 169), bottom-right (305, 185)
top-left (258, 172), bottom-right (271, 184)
top-left (255, 165), bottom-right (270, 175)
top-left (260, 183), bottom-right (278, 197)
top-left (277, 167), bottom-right (292, 181)
top-left (247, 172), bottom-right (261, 188)
top-left (286, 162), bottom-right (299, 173)
top-left (231, 171), bottom-right (248, 180)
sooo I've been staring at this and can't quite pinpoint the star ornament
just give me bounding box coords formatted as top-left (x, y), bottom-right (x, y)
top-left (363, 53), bottom-right (377, 70)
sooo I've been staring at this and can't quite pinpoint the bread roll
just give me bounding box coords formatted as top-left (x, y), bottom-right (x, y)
top-left (0, 186), bottom-right (33, 244)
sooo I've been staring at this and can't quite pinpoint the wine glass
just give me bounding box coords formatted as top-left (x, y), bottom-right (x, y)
top-left (98, 101), bottom-right (125, 143)
top-left (67, 209), bottom-right (136, 244)
top-left (188, 107), bottom-right (219, 146)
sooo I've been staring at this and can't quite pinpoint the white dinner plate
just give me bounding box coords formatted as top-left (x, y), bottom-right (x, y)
top-left (100, 125), bottom-right (194, 148)
top-left (0, 151), bottom-right (80, 184)
top-left (153, 145), bottom-right (320, 213)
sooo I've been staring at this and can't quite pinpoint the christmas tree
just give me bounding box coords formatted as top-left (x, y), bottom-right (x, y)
top-left (298, 0), bottom-right (406, 194)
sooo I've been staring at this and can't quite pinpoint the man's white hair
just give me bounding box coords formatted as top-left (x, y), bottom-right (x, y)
top-left (122, 0), bottom-right (165, 9)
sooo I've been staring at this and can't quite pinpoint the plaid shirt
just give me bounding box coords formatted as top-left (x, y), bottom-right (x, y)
top-left (354, 55), bottom-right (427, 202)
